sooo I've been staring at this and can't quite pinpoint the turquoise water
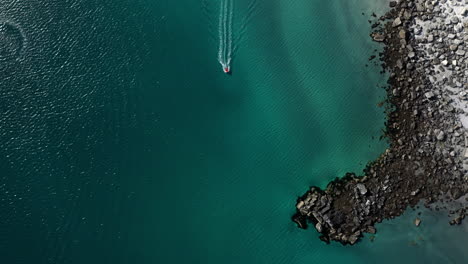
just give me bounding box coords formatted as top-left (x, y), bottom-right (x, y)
top-left (0, 0), bottom-right (466, 263)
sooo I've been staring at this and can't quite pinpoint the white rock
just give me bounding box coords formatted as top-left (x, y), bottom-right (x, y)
top-left (393, 17), bottom-right (402, 27)
top-left (437, 131), bottom-right (446, 141)
top-left (425, 91), bottom-right (435, 99)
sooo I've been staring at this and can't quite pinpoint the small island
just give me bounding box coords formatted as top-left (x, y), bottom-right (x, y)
top-left (292, 0), bottom-right (468, 245)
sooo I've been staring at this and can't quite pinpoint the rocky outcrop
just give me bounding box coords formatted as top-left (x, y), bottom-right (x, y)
top-left (293, 0), bottom-right (468, 245)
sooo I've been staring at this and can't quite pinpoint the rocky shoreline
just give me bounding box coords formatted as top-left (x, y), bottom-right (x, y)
top-left (292, 0), bottom-right (468, 245)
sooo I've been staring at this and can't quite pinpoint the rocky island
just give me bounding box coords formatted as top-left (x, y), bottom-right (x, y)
top-left (292, 0), bottom-right (468, 245)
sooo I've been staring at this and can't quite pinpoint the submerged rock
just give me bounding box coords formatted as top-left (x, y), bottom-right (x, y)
top-left (414, 218), bottom-right (421, 227)
top-left (372, 32), bottom-right (385, 42)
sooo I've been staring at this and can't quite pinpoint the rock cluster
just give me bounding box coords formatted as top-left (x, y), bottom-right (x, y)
top-left (292, 0), bottom-right (468, 245)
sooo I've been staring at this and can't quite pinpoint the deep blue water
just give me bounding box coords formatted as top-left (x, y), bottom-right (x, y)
top-left (0, 0), bottom-right (466, 263)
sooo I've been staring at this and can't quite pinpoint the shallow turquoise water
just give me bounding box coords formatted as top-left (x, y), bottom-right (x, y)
top-left (0, 0), bottom-right (466, 263)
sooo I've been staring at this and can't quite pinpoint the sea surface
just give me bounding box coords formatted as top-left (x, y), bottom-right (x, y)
top-left (0, 0), bottom-right (467, 263)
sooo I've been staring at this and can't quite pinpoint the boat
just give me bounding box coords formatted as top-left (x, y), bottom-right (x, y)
top-left (223, 66), bottom-right (230, 73)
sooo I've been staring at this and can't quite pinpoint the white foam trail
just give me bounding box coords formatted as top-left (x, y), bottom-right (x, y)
top-left (218, 0), bottom-right (224, 64)
top-left (223, 0), bottom-right (228, 64)
top-left (227, 0), bottom-right (233, 64)
top-left (218, 0), bottom-right (232, 71)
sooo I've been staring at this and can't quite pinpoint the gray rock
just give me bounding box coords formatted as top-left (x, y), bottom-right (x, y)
top-left (372, 33), bottom-right (385, 42)
top-left (349, 231), bottom-right (361, 245)
top-left (462, 9), bottom-right (468, 17)
top-left (410, 189), bottom-right (420, 196)
top-left (393, 17), bottom-right (402, 27)
top-left (399, 29), bottom-right (407, 39)
top-left (437, 131), bottom-right (446, 141)
top-left (397, 59), bottom-right (403, 69)
top-left (367, 226), bottom-right (376, 234)
top-left (425, 91), bottom-right (435, 99)
top-left (296, 200), bottom-right (305, 209)
top-left (315, 222), bottom-right (323, 233)
top-left (427, 34), bottom-right (434, 42)
top-left (356, 184), bottom-right (368, 195)
top-left (414, 26), bottom-right (422, 35)
top-left (416, 3), bottom-right (424, 12)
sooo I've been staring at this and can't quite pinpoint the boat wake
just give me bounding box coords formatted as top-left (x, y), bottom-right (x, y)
top-left (201, 0), bottom-right (257, 74)
top-left (218, 0), bottom-right (233, 73)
